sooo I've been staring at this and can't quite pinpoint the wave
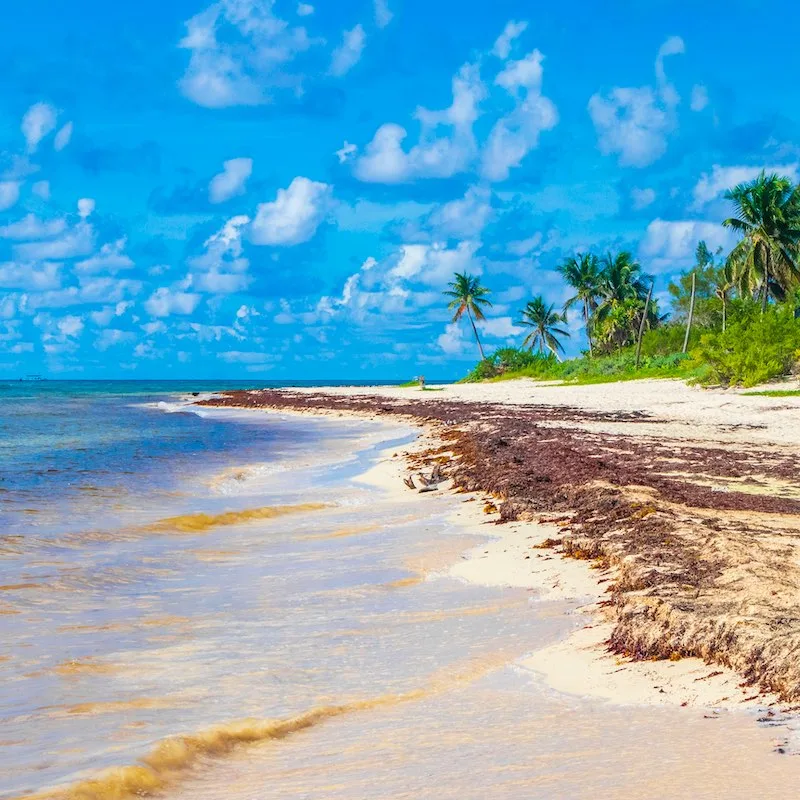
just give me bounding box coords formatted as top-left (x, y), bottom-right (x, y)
top-left (18, 656), bottom-right (505, 800)
top-left (145, 503), bottom-right (331, 534)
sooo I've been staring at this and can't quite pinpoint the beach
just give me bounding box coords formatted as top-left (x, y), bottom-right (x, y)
top-left (6, 379), bottom-right (800, 799)
top-left (199, 378), bottom-right (800, 717)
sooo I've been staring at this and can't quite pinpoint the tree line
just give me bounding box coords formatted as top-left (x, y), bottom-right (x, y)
top-left (444, 172), bottom-right (800, 365)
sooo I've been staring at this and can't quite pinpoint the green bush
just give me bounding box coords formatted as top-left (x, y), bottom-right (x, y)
top-left (638, 324), bottom-right (709, 357)
top-left (691, 303), bottom-right (800, 387)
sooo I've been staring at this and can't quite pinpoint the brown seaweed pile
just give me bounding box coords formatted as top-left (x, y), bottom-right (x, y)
top-left (200, 389), bottom-right (800, 701)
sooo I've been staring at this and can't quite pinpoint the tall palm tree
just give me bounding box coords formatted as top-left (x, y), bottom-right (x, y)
top-left (444, 272), bottom-right (492, 359)
top-left (593, 251), bottom-right (653, 349)
top-left (519, 296), bottom-right (570, 360)
top-left (723, 172), bottom-right (800, 313)
top-left (558, 252), bottom-right (602, 355)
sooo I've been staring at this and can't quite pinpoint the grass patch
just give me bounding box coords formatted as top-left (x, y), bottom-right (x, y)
top-left (742, 389), bottom-right (800, 397)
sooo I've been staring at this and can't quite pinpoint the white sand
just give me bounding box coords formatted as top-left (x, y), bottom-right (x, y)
top-left (348, 389), bottom-right (787, 711)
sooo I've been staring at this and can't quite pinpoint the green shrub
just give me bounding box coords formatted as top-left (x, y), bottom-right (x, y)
top-left (691, 303), bottom-right (800, 387)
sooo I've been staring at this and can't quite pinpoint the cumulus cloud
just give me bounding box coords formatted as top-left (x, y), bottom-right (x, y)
top-left (145, 287), bottom-right (201, 317)
top-left (54, 122), bottom-right (73, 151)
top-left (481, 49), bottom-right (558, 181)
top-left (209, 157), bottom-right (253, 203)
top-left (389, 241), bottom-right (480, 286)
top-left (297, 2), bottom-right (314, 15)
top-left (0, 214), bottom-right (67, 240)
top-left (178, 0), bottom-right (313, 108)
top-left (188, 215), bottom-right (251, 293)
top-left (0, 261), bottom-right (61, 291)
top-left (631, 187), bottom-right (656, 210)
top-left (0, 182), bottom-right (20, 212)
top-left (250, 177), bottom-right (332, 245)
top-left (354, 26), bottom-right (557, 184)
top-left (13, 223), bottom-right (94, 261)
top-left (336, 141), bottom-right (357, 163)
top-left (57, 315), bottom-right (84, 338)
top-left (639, 218), bottom-right (737, 272)
top-left (75, 239), bottom-right (135, 274)
top-left (22, 103), bottom-right (58, 152)
top-left (374, 0), bottom-right (392, 28)
top-left (588, 36), bottom-right (684, 167)
top-left (690, 84), bottom-right (709, 112)
top-left (427, 186), bottom-right (493, 238)
top-left (354, 63), bottom-right (485, 182)
top-left (492, 20), bottom-right (528, 59)
top-left (78, 198), bottom-right (95, 219)
top-left (329, 24), bottom-right (365, 77)
top-left (691, 164), bottom-right (799, 210)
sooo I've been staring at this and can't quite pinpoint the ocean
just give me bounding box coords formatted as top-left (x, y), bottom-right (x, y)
top-left (1, 382), bottom-right (796, 799)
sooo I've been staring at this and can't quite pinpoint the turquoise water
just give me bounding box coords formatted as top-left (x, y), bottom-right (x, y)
top-left (0, 381), bottom-right (563, 798)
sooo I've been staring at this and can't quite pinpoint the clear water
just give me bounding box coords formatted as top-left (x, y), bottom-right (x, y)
top-left (1, 382), bottom-right (797, 800)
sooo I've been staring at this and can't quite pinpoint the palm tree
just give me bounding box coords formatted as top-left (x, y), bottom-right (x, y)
top-left (444, 272), bottom-right (492, 359)
top-left (558, 252), bottom-right (602, 355)
top-left (594, 251), bottom-right (653, 349)
top-left (723, 172), bottom-right (800, 313)
top-left (519, 296), bottom-right (570, 360)
top-left (714, 262), bottom-right (735, 333)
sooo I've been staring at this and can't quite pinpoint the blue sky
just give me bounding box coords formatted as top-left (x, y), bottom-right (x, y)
top-left (0, 0), bottom-right (797, 380)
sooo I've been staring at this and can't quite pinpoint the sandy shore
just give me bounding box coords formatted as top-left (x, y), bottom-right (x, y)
top-left (200, 379), bottom-right (800, 714)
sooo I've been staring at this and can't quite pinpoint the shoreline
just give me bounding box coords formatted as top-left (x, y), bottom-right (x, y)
top-left (198, 384), bottom-right (798, 715)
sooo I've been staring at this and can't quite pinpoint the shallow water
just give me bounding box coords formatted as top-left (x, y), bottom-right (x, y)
top-left (2, 382), bottom-right (799, 799)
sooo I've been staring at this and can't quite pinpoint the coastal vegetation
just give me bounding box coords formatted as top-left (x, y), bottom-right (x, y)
top-left (450, 172), bottom-right (800, 388)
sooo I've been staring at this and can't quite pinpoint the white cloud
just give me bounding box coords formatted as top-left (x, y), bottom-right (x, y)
top-left (219, 350), bottom-right (275, 364)
top-left (57, 315), bottom-right (84, 338)
top-left (427, 186), bottom-right (493, 238)
top-left (90, 307), bottom-right (116, 327)
top-left (32, 181), bottom-right (50, 200)
top-left (437, 322), bottom-right (468, 355)
top-left (250, 177), bottom-right (331, 245)
top-left (478, 315), bottom-right (523, 339)
top-left (297, 2), bottom-right (314, 15)
top-left (96, 329), bottom-right (135, 350)
top-left (481, 49), bottom-right (558, 181)
top-left (631, 187), bottom-right (656, 210)
top-left (188, 214), bottom-right (251, 294)
top-left (145, 287), bottom-right (201, 317)
top-left (209, 157), bottom-right (253, 203)
top-left (588, 36), bottom-right (684, 167)
top-left (0, 182), bottom-right (20, 211)
top-left (492, 20), bottom-right (528, 59)
top-left (13, 222), bottom-right (94, 261)
top-left (75, 239), bottom-right (134, 274)
top-left (178, 0), bottom-right (313, 108)
top-left (355, 63), bottom-right (485, 182)
top-left (691, 164), bottom-right (800, 210)
top-left (0, 261), bottom-right (61, 290)
top-left (690, 84), bottom-right (709, 112)
top-left (389, 241), bottom-right (479, 286)
top-left (329, 24), bottom-right (365, 77)
top-left (374, 0), bottom-right (393, 28)
top-left (78, 198), bottom-right (95, 219)
top-left (639, 218), bottom-right (737, 272)
top-left (142, 320), bottom-right (167, 335)
top-left (54, 122), bottom-right (73, 151)
top-left (22, 103), bottom-right (58, 152)
top-left (336, 141), bottom-right (357, 164)
top-left (0, 214), bottom-right (66, 240)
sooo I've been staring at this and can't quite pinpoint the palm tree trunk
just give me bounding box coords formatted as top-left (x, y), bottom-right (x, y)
top-left (466, 307), bottom-right (486, 360)
top-left (635, 281), bottom-right (654, 370)
top-left (584, 298), bottom-right (594, 356)
top-left (682, 271), bottom-right (696, 353)
top-left (761, 245), bottom-right (770, 315)
top-left (722, 295), bottom-right (727, 333)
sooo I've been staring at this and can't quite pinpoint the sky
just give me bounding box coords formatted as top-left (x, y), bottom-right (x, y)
top-left (0, 0), bottom-right (796, 380)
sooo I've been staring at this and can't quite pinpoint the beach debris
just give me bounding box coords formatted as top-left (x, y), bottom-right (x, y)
top-left (403, 476), bottom-right (416, 490)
